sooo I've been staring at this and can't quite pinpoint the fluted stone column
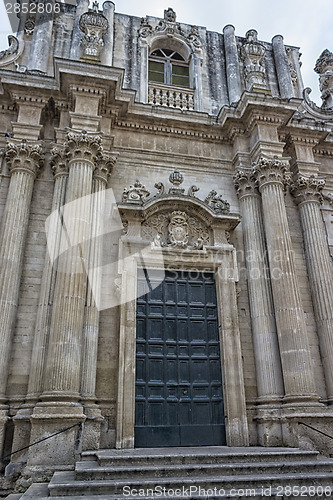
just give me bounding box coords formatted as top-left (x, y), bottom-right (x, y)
top-left (234, 169), bottom-right (284, 445)
top-left (0, 141), bottom-right (43, 400)
top-left (28, 132), bottom-right (103, 467)
top-left (41, 132), bottom-right (102, 402)
top-left (291, 175), bottom-right (333, 403)
top-left (80, 153), bottom-right (116, 451)
top-left (27, 148), bottom-right (69, 402)
top-left (0, 141), bottom-right (42, 459)
top-left (272, 35), bottom-right (294, 99)
top-left (252, 156), bottom-right (319, 405)
top-left (223, 25), bottom-right (242, 104)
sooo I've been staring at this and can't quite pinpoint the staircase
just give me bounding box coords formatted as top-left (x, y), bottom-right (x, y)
top-left (7, 446), bottom-right (333, 499)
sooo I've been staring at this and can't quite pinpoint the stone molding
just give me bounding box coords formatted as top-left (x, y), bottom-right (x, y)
top-left (233, 168), bottom-right (259, 198)
top-left (252, 156), bottom-right (290, 191)
top-left (290, 174), bottom-right (325, 205)
top-left (5, 140), bottom-right (43, 178)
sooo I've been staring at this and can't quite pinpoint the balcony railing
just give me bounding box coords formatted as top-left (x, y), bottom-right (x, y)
top-left (148, 83), bottom-right (195, 111)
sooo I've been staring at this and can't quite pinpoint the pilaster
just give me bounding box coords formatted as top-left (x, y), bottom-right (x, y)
top-left (252, 156), bottom-right (319, 406)
top-left (290, 174), bottom-right (333, 403)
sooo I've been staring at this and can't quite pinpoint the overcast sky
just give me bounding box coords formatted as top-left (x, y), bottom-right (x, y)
top-left (1, 0), bottom-right (332, 104)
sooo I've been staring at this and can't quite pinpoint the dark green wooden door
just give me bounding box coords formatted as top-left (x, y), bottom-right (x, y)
top-left (135, 269), bottom-right (226, 447)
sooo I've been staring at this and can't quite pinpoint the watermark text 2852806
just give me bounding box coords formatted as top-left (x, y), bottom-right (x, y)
top-left (5, 1), bottom-right (61, 15)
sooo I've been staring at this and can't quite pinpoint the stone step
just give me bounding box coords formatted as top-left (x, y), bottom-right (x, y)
top-left (75, 457), bottom-right (333, 480)
top-left (82, 446), bottom-right (320, 467)
top-left (47, 470), bottom-right (333, 497)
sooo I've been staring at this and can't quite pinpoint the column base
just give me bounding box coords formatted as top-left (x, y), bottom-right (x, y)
top-left (27, 402), bottom-right (86, 467)
top-left (81, 401), bottom-right (104, 452)
top-left (255, 404), bottom-right (283, 447)
top-left (0, 406), bottom-right (9, 470)
top-left (7, 405), bottom-right (33, 468)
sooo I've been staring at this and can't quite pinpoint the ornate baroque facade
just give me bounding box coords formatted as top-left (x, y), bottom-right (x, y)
top-left (0, 0), bottom-right (333, 479)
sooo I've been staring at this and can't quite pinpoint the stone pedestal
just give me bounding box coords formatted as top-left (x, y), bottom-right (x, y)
top-left (291, 175), bottom-right (333, 404)
top-left (252, 156), bottom-right (319, 405)
top-left (234, 169), bottom-right (284, 445)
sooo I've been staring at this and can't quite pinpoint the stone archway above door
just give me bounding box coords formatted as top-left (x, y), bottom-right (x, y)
top-left (115, 170), bottom-right (249, 449)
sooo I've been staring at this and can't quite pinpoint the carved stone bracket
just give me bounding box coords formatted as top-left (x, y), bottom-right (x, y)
top-left (290, 174), bottom-right (325, 205)
top-left (6, 140), bottom-right (43, 177)
top-left (0, 35), bottom-right (24, 67)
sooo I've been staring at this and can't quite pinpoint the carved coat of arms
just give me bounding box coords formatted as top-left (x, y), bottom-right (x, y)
top-left (168, 211), bottom-right (189, 248)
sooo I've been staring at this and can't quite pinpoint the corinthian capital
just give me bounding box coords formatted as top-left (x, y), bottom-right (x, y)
top-left (65, 130), bottom-right (103, 163)
top-left (233, 168), bottom-right (259, 198)
top-left (5, 140), bottom-right (43, 177)
top-left (50, 146), bottom-right (69, 178)
top-left (94, 151), bottom-right (118, 184)
top-left (252, 156), bottom-right (290, 191)
top-left (290, 174), bottom-right (325, 205)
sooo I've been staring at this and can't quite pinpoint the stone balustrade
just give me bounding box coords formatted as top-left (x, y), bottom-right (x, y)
top-left (148, 83), bottom-right (195, 110)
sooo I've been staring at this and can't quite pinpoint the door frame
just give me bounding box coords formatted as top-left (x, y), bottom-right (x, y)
top-left (115, 240), bottom-right (249, 449)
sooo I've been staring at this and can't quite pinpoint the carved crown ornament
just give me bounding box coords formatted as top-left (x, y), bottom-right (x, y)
top-left (118, 170), bottom-right (240, 250)
top-left (79, 1), bottom-right (108, 61)
top-left (138, 8), bottom-right (202, 54)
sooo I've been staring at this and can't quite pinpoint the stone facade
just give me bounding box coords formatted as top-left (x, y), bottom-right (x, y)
top-left (0, 0), bottom-right (332, 480)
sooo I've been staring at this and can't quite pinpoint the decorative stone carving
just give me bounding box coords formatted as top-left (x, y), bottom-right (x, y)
top-left (154, 182), bottom-right (165, 196)
top-left (24, 19), bottom-right (35, 36)
top-left (314, 49), bottom-right (333, 110)
top-left (94, 152), bottom-right (117, 184)
top-left (169, 169), bottom-right (185, 195)
top-left (233, 169), bottom-right (258, 198)
top-left (65, 130), bottom-right (103, 163)
top-left (122, 180), bottom-right (150, 204)
top-left (323, 193), bottom-right (333, 206)
top-left (79, 1), bottom-right (108, 61)
top-left (164, 7), bottom-right (176, 22)
top-left (252, 156), bottom-right (290, 191)
top-left (188, 185), bottom-right (199, 197)
top-left (138, 11), bottom-right (201, 50)
top-left (142, 211), bottom-right (210, 250)
top-left (240, 30), bottom-right (267, 91)
top-left (168, 211), bottom-right (189, 248)
top-left (0, 35), bottom-right (24, 67)
top-left (290, 175), bottom-right (325, 205)
top-left (6, 140), bottom-right (43, 177)
top-left (205, 190), bottom-right (230, 214)
top-left (50, 146), bottom-right (68, 178)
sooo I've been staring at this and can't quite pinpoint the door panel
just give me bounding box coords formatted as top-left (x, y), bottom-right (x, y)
top-left (135, 270), bottom-right (226, 447)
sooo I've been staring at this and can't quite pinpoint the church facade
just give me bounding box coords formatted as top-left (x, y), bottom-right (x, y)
top-left (0, 0), bottom-right (333, 478)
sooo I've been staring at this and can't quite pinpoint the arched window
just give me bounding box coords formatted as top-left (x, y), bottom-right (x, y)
top-left (148, 49), bottom-right (190, 88)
